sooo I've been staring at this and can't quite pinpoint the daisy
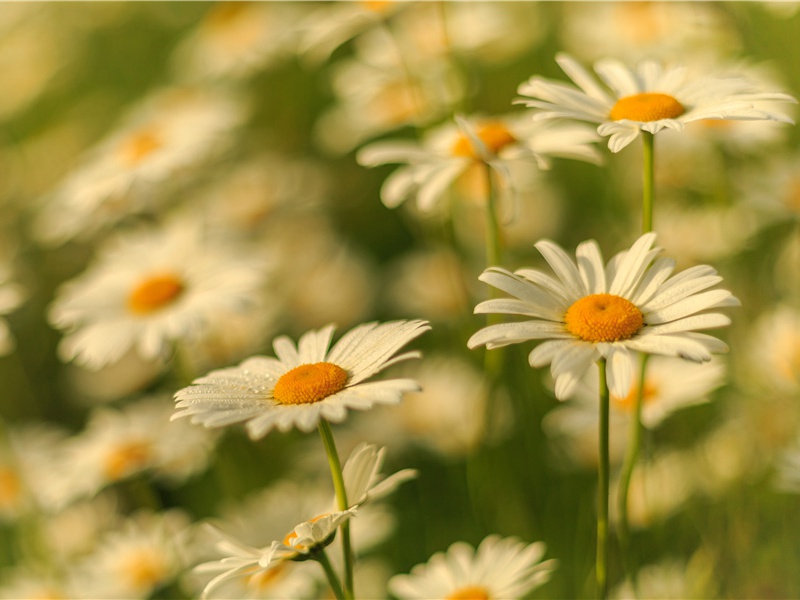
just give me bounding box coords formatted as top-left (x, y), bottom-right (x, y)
top-left (467, 233), bottom-right (738, 400)
top-left (48, 217), bottom-right (266, 369)
top-left (33, 86), bottom-right (247, 245)
top-left (357, 112), bottom-right (599, 213)
top-left (388, 534), bottom-right (557, 599)
top-left (173, 320), bottom-right (430, 439)
top-left (517, 53), bottom-right (796, 152)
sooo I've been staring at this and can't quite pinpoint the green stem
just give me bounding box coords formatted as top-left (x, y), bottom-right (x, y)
top-left (318, 420), bottom-right (354, 600)
top-left (484, 163), bottom-right (503, 269)
top-left (316, 549), bottom-right (347, 600)
top-left (641, 132), bottom-right (655, 234)
top-left (616, 354), bottom-right (648, 598)
top-left (597, 358), bottom-right (610, 600)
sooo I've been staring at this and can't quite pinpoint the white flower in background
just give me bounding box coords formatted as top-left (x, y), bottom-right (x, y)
top-left (48, 217), bottom-right (266, 369)
top-left (174, 320), bottom-right (429, 439)
top-left (543, 356), bottom-right (726, 468)
top-left (352, 354), bottom-right (510, 457)
top-left (69, 509), bottom-right (189, 600)
top-left (358, 112), bottom-right (600, 213)
top-left (559, 2), bottom-right (739, 64)
top-left (314, 31), bottom-right (464, 154)
top-left (0, 257), bottom-right (24, 356)
top-left (33, 87), bottom-right (247, 245)
top-left (468, 233), bottom-right (738, 400)
top-left (744, 305), bottom-right (800, 395)
top-left (611, 554), bottom-right (716, 599)
top-left (41, 395), bottom-right (218, 509)
top-left (0, 567), bottom-right (77, 600)
top-left (737, 150), bottom-right (800, 224)
top-left (518, 53), bottom-right (796, 152)
top-left (171, 2), bottom-right (304, 80)
top-left (389, 534), bottom-right (557, 599)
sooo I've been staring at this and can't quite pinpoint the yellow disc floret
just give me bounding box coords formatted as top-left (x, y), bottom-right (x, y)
top-left (273, 363), bottom-right (348, 405)
top-left (564, 293), bottom-right (644, 343)
top-left (451, 122), bottom-right (517, 159)
top-left (609, 92), bottom-right (685, 122)
top-left (128, 274), bottom-right (185, 315)
top-left (447, 586), bottom-right (491, 600)
top-left (612, 381), bottom-right (658, 412)
top-left (120, 128), bottom-right (163, 166)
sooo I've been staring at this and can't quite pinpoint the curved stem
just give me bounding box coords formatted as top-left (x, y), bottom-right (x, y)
top-left (641, 132), bottom-right (655, 234)
top-left (316, 549), bottom-right (346, 600)
top-left (318, 420), bottom-right (354, 600)
top-left (597, 357), bottom-right (610, 600)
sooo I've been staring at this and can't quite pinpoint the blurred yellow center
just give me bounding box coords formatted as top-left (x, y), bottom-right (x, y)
top-left (120, 128), bottom-right (163, 166)
top-left (0, 466), bottom-right (22, 509)
top-left (246, 563), bottom-right (287, 591)
top-left (447, 586), bottom-right (491, 600)
top-left (123, 550), bottom-right (167, 590)
top-left (273, 363), bottom-right (348, 405)
top-left (609, 92), bottom-right (685, 122)
top-left (104, 440), bottom-right (153, 481)
top-left (282, 514), bottom-right (329, 553)
top-left (612, 381), bottom-right (658, 412)
top-left (361, 0), bottom-right (393, 13)
top-left (451, 122), bottom-right (517, 159)
top-left (565, 294), bottom-right (643, 343)
top-left (128, 274), bottom-right (185, 315)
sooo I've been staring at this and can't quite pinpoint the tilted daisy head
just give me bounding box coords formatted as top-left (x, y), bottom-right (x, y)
top-left (468, 233), bottom-right (739, 400)
top-left (517, 53), bottom-right (796, 152)
top-left (389, 534), bottom-right (557, 599)
top-left (173, 320), bottom-right (430, 439)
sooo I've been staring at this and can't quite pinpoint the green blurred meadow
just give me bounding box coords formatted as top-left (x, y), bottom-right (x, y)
top-left (1, 2), bottom-right (800, 598)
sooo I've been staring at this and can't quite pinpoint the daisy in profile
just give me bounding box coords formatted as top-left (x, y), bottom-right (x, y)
top-left (173, 320), bottom-right (430, 439)
top-left (468, 233), bottom-right (738, 400)
top-left (357, 112), bottom-right (599, 213)
top-left (389, 534), bottom-right (557, 599)
top-left (48, 217), bottom-right (266, 370)
top-left (517, 53), bottom-right (795, 152)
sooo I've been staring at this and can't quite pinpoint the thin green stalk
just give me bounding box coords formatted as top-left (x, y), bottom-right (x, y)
top-left (597, 357), bottom-right (610, 600)
top-left (616, 353), bottom-right (649, 598)
top-left (484, 162), bottom-right (503, 269)
top-left (316, 548), bottom-right (347, 600)
top-left (641, 132), bottom-right (655, 234)
top-left (318, 420), bottom-right (354, 600)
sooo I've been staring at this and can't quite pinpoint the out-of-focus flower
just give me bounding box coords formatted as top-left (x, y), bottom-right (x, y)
top-left (518, 53), bottom-right (796, 152)
top-left (738, 151), bottom-right (800, 225)
top-left (357, 112), bottom-right (599, 213)
top-left (468, 233), bottom-right (738, 399)
top-left (0, 254), bottom-right (24, 356)
top-left (48, 217), bottom-right (266, 370)
top-left (611, 553), bottom-right (717, 599)
top-left (744, 305), bottom-right (800, 396)
top-left (171, 2), bottom-right (304, 81)
top-left (174, 320), bottom-right (430, 439)
top-left (314, 30), bottom-right (464, 154)
top-left (543, 356), bottom-right (725, 468)
top-left (0, 567), bottom-right (77, 600)
top-left (559, 2), bottom-right (739, 64)
top-left (69, 509), bottom-right (189, 600)
top-left (33, 87), bottom-right (248, 245)
top-left (388, 534), bottom-right (557, 599)
top-left (41, 395), bottom-right (218, 509)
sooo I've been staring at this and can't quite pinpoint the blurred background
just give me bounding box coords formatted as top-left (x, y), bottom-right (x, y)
top-left (0, 2), bottom-right (799, 598)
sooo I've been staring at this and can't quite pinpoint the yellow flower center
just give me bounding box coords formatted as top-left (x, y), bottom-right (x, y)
top-left (119, 128), bottom-right (163, 166)
top-left (246, 562), bottom-right (288, 591)
top-left (103, 440), bottom-right (153, 481)
top-left (281, 514), bottom-right (330, 557)
top-left (360, 0), bottom-right (393, 13)
top-left (564, 294), bottom-right (644, 343)
top-left (0, 466), bottom-right (22, 510)
top-left (122, 550), bottom-right (168, 591)
top-left (447, 586), bottom-right (491, 600)
top-left (612, 381), bottom-right (658, 412)
top-left (609, 92), bottom-right (685, 122)
top-left (272, 363), bottom-right (348, 405)
top-left (451, 122), bottom-right (517, 159)
top-left (128, 274), bottom-right (185, 315)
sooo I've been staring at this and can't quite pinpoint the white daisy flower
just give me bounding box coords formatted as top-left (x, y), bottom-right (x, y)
top-left (517, 53), bottom-right (796, 152)
top-left (33, 86), bottom-right (247, 245)
top-left (40, 395), bottom-right (218, 510)
top-left (69, 509), bottom-right (189, 600)
top-left (48, 217), bottom-right (266, 370)
top-left (468, 233), bottom-right (738, 400)
top-left (0, 257), bottom-right (24, 356)
top-left (357, 112), bottom-right (600, 213)
top-left (173, 320), bottom-right (430, 439)
top-left (388, 534), bottom-right (557, 599)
